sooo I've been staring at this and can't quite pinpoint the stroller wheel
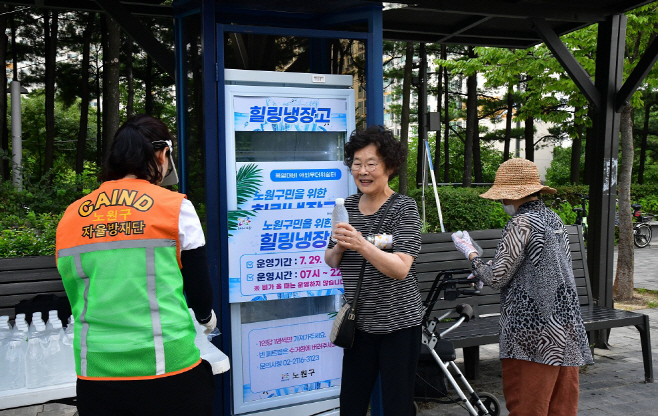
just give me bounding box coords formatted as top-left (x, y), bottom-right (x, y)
top-left (473, 392), bottom-right (500, 416)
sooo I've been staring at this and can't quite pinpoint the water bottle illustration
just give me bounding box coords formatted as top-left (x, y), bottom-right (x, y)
top-left (331, 198), bottom-right (349, 242)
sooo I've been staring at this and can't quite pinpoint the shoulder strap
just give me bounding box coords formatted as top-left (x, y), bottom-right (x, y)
top-left (351, 193), bottom-right (400, 309)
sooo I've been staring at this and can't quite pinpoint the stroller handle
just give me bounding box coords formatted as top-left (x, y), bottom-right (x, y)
top-left (455, 304), bottom-right (474, 322)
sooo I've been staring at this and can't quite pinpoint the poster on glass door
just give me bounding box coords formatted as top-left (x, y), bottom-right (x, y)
top-left (228, 161), bottom-right (350, 303)
top-left (240, 314), bottom-right (342, 403)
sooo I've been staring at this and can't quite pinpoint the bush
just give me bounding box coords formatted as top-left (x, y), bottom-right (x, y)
top-left (408, 187), bottom-right (504, 232)
top-left (0, 211), bottom-right (61, 257)
top-left (408, 185), bottom-right (588, 233)
top-left (0, 172), bottom-right (98, 258)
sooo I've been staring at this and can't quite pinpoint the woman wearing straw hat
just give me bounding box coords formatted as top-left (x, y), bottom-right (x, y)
top-left (452, 158), bottom-right (593, 416)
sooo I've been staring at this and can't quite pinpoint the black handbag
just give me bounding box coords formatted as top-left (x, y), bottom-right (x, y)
top-left (330, 193), bottom-right (399, 349)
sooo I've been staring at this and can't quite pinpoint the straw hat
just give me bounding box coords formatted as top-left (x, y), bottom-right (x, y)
top-left (479, 158), bottom-right (556, 200)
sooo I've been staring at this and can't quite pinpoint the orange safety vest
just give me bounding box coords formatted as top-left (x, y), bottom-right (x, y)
top-left (56, 178), bottom-right (200, 380)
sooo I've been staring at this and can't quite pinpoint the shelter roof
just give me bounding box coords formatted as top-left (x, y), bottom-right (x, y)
top-left (379, 1), bottom-right (655, 48)
top-left (1, 1), bottom-right (654, 49)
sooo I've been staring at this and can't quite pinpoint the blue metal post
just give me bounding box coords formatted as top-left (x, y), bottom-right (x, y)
top-left (365, 6), bottom-right (385, 416)
top-left (200, 1), bottom-right (225, 415)
top-left (366, 6), bottom-right (384, 127)
top-left (174, 14), bottom-right (188, 194)
top-left (215, 22), bottom-right (232, 416)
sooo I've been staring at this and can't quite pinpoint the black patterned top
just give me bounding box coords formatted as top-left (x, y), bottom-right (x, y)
top-left (328, 193), bottom-right (423, 334)
top-left (472, 200), bottom-right (593, 367)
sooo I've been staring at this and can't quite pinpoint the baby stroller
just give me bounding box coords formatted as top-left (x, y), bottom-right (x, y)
top-left (417, 269), bottom-right (501, 416)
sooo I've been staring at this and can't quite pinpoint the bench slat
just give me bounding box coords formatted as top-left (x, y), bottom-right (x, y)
top-left (0, 292), bottom-right (68, 309)
top-left (0, 269), bottom-right (62, 284)
top-left (0, 281), bottom-right (65, 296)
top-left (0, 256), bottom-right (56, 272)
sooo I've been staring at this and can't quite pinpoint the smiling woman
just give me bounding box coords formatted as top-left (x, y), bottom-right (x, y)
top-left (324, 126), bottom-right (422, 416)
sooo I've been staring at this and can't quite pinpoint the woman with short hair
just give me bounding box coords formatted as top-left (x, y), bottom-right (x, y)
top-left (325, 125), bottom-right (422, 416)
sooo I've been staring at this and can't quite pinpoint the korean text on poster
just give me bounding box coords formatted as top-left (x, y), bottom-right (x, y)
top-left (241, 314), bottom-right (341, 402)
top-left (228, 161), bottom-right (350, 303)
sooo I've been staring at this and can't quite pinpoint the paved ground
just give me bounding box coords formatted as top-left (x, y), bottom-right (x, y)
top-left (2, 236), bottom-right (657, 416)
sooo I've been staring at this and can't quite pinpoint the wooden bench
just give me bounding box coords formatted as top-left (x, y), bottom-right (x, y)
top-left (417, 225), bottom-right (654, 383)
top-left (0, 255), bottom-right (65, 323)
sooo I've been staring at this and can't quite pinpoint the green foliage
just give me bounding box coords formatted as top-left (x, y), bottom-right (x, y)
top-left (0, 212), bottom-right (61, 258)
top-left (0, 170), bottom-right (100, 258)
top-left (407, 184), bottom-right (601, 233)
top-left (544, 145), bottom-right (586, 187)
top-left (408, 187), bottom-right (503, 232)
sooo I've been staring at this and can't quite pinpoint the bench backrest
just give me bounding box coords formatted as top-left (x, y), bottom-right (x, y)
top-left (417, 225), bottom-right (592, 320)
top-left (0, 256), bottom-right (64, 321)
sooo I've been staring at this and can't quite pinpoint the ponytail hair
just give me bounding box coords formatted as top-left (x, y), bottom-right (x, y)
top-left (102, 114), bottom-right (174, 184)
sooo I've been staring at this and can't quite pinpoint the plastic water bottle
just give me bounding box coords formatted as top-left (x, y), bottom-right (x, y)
top-left (1, 315), bottom-right (12, 330)
top-left (26, 323), bottom-right (48, 388)
top-left (45, 310), bottom-right (59, 331)
top-left (455, 230), bottom-right (483, 257)
top-left (331, 198), bottom-right (349, 242)
top-left (47, 321), bottom-right (69, 386)
top-left (15, 313), bottom-right (27, 329)
top-left (189, 309), bottom-right (214, 356)
top-left (0, 323), bottom-right (11, 349)
top-left (28, 312), bottom-right (45, 337)
top-left (61, 318), bottom-right (76, 382)
top-left (0, 325), bottom-right (28, 391)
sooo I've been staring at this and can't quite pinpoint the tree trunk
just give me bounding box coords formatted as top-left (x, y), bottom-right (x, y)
top-left (96, 62), bottom-right (102, 168)
top-left (462, 48), bottom-right (476, 187)
top-left (613, 105), bottom-right (635, 301)
top-left (434, 59), bottom-right (442, 182)
top-left (473, 133), bottom-right (482, 183)
top-left (126, 39), bottom-right (134, 118)
top-left (145, 55), bottom-right (153, 115)
top-left (524, 116), bottom-right (534, 161)
top-left (583, 106), bottom-right (595, 185)
top-left (76, 12), bottom-right (94, 176)
top-left (570, 106), bottom-right (583, 185)
top-left (43, 11), bottom-right (58, 177)
top-left (103, 15), bottom-right (121, 159)
top-left (638, 101), bottom-right (651, 185)
top-left (0, 8), bottom-right (7, 181)
top-left (503, 82), bottom-right (513, 161)
top-left (442, 45), bottom-right (449, 183)
top-left (399, 42), bottom-right (413, 195)
top-left (415, 43), bottom-right (426, 189)
top-left (99, 16), bottom-right (107, 162)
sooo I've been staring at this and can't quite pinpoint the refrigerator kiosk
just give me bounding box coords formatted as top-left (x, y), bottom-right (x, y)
top-left (224, 69), bottom-right (356, 415)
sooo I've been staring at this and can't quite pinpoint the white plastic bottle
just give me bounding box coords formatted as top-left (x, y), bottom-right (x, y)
top-left (331, 198), bottom-right (349, 242)
top-left (0, 315), bottom-right (11, 330)
top-left (61, 318), bottom-right (76, 383)
top-left (45, 310), bottom-right (59, 331)
top-left (26, 323), bottom-right (48, 388)
top-left (0, 324), bottom-right (28, 391)
top-left (15, 313), bottom-right (27, 329)
top-left (47, 321), bottom-right (69, 385)
top-left (28, 312), bottom-right (45, 337)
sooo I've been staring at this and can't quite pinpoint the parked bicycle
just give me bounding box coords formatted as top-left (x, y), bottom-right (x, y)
top-left (631, 203), bottom-right (653, 248)
top-left (572, 193), bottom-right (589, 241)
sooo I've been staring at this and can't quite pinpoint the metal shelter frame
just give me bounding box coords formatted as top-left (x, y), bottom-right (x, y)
top-left (172, 2), bottom-right (386, 414)
top-left (2, 1), bottom-right (658, 415)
